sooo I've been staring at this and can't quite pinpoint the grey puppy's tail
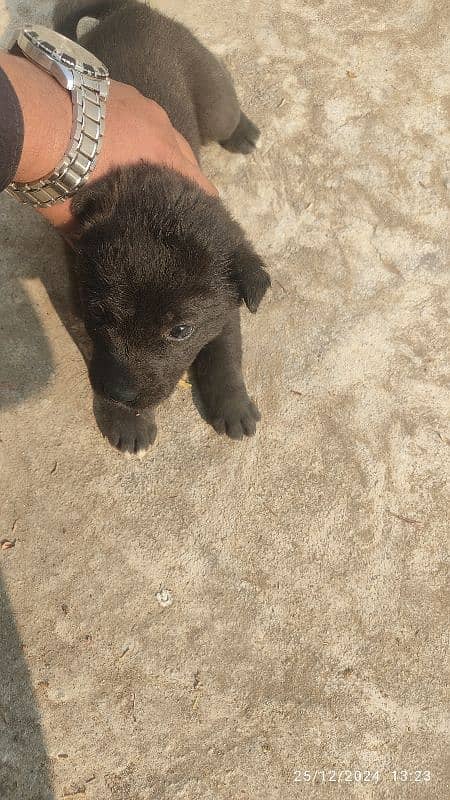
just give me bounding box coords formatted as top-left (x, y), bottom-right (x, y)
top-left (53, 0), bottom-right (126, 40)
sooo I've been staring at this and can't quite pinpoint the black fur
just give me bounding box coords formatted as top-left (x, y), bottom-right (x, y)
top-left (54, 0), bottom-right (270, 453)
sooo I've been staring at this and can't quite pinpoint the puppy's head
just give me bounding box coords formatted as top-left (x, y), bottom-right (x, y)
top-left (70, 165), bottom-right (270, 408)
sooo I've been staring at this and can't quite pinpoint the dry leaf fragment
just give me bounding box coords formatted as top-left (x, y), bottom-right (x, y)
top-left (178, 377), bottom-right (192, 389)
top-left (1, 539), bottom-right (16, 550)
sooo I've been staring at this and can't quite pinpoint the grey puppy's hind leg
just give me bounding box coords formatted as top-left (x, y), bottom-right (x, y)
top-left (220, 111), bottom-right (260, 154)
top-left (191, 45), bottom-right (260, 154)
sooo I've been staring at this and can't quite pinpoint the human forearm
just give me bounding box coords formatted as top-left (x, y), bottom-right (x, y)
top-left (0, 53), bottom-right (72, 184)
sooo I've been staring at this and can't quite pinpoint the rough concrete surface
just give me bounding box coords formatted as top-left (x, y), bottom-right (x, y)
top-left (0, 1), bottom-right (449, 798)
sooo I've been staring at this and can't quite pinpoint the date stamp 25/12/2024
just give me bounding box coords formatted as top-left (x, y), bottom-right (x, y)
top-left (293, 769), bottom-right (432, 785)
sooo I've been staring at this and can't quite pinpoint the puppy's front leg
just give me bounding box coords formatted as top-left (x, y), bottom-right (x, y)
top-left (193, 310), bottom-right (260, 439)
top-left (94, 396), bottom-right (157, 455)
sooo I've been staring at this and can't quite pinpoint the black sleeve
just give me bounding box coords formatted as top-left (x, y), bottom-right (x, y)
top-left (0, 65), bottom-right (24, 191)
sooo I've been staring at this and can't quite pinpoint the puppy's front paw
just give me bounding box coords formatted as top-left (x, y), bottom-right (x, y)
top-left (209, 392), bottom-right (261, 440)
top-left (94, 397), bottom-right (157, 455)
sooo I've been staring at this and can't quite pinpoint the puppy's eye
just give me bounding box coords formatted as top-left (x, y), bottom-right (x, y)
top-left (166, 323), bottom-right (195, 341)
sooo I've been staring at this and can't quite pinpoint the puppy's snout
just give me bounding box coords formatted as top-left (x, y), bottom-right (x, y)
top-left (102, 379), bottom-right (138, 404)
top-left (90, 347), bottom-right (138, 404)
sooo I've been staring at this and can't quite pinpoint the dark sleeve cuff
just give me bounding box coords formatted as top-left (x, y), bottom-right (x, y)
top-left (0, 65), bottom-right (24, 191)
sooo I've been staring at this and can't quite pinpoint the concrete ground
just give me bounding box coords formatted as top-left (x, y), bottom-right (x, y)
top-left (0, 1), bottom-right (449, 798)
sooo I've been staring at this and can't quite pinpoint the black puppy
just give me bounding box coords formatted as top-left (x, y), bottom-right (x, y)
top-left (54, 0), bottom-right (270, 454)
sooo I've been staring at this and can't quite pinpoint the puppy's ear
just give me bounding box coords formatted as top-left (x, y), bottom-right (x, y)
top-left (71, 176), bottom-right (120, 233)
top-left (230, 242), bottom-right (271, 312)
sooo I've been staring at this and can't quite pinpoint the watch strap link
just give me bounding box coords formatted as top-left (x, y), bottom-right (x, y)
top-left (7, 71), bottom-right (108, 207)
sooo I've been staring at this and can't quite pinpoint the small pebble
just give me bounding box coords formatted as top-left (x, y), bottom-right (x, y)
top-left (156, 587), bottom-right (173, 608)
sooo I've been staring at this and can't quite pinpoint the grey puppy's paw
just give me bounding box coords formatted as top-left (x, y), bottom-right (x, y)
top-left (209, 391), bottom-right (261, 439)
top-left (94, 397), bottom-right (157, 455)
top-left (220, 112), bottom-right (261, 154)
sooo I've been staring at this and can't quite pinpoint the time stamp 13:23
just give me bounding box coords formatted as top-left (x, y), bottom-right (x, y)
top-left (293, 769), bottom-right (432, 784)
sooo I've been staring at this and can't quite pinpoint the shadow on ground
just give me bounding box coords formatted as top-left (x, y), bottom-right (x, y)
top-left (0, 572), bottom-right (55, 800)
top-left (0, 194), bottom-right (93, 413)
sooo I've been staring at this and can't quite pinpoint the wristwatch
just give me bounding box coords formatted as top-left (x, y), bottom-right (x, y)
top-left (7, 24), bottom-right (110, 207)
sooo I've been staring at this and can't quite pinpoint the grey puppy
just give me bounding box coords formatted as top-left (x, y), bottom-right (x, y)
top-left (54, 0), bottom-right (270, 454)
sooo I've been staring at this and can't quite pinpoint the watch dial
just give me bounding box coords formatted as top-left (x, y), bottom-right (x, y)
top-left (24, 24), bottom-right (108, 77)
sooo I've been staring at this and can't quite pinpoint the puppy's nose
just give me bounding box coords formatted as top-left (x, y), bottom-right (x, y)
top-left (103, 381), bottom-right (138, 404)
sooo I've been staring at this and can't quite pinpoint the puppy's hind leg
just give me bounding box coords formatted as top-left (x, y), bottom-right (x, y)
top-left (219, 111), bottom-right (260, 154)
top-left (192, 48), bottom-right (260, 154)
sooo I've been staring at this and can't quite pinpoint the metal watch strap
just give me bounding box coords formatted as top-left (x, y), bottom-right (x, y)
top-left (7, 71), bottom-right (108, 207)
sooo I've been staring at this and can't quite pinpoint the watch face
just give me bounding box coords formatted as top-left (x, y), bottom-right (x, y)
top-left (22, 24), bottom-right (109, 78)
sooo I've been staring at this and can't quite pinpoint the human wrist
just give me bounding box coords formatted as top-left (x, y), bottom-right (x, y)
top-left (0, 53), bottom-right (72, 183)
